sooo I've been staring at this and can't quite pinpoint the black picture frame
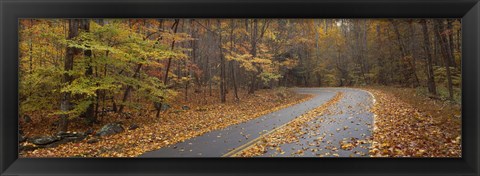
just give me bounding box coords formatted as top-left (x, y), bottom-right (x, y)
top-left (1, 0), bottom-right (479, 175)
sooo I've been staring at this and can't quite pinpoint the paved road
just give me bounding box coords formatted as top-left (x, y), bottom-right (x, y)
top-left (140, 88), bottom-right (374, 157)
top-left (258, 88), bottom-right (374, 157)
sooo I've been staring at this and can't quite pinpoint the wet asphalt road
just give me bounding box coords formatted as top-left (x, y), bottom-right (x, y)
top-left (140, 88), bottom-right (374, 157)
top-left (259, 88), bottom-right (374, 157)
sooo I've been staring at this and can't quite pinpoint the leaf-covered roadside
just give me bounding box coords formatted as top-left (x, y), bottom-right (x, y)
top-left (20, 89), bottom-right (312, 157)
top-left (365, 87), bottom-right (461, 157)
top-left (236, 92), bottom-right (343, 157)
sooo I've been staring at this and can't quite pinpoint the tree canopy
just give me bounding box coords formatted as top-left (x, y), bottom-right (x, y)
top-left (19, 19), bottom-right (461, 132)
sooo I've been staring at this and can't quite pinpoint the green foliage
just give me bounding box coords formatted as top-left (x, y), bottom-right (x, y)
top-left (416, 85), bottom-right (461, 104)
top-left (53, 99), bottom-right (94, 119)
top-left (437, 86), bottom-right (462, 104)
top-left (18, 18), bottom-right (463, 122)
top-left (259, 72), bottom-right (282, 85)
top-left (19, 19), bottom-right (189, 119)
top-left (19, 66), bottom-right (62, 115)
top-left (434, 66), bottom-right (461, 87)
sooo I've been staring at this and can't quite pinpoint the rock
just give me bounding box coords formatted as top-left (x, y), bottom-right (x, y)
top-left (161, 104), bottom-right (171, 111)
top-left (154, 103), bottom-right (171, 111)
top-left (182, 105), bottom-right (190, 110)
top-left (87, 138), bottom-right (100, 144)
top-left (30, 136), bottom-right (60, 145)
top-left (55, 131), bottom-right (86, 139)
top-left (128, 124), bottom-right (139, 130)
top-left (56, 131), bottom-right (70, 137)
top-left (45, 136), bottom-right (85, 147)
top-left (24, 132), bottom-right (87, 149)
top-left (23, 115), bottom-right (32, 123)
top-left (95, 122), bottom-right (124, 137)
top-left (64, 136), bottom-right (86, 143)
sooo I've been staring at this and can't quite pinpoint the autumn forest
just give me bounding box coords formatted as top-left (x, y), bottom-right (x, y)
top-left (19, 19), bottom-right (461, 157)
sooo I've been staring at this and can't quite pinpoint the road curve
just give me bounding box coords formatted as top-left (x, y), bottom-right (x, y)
top-left (255, 88), bottom-right (374, 157)
top-left (139, 88), bottom-right (374, 157)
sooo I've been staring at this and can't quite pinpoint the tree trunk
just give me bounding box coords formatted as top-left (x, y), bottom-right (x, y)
top-left (390, 20), bottom-right (419, 87)
top-left (229, 20), bottom-right (239, 101)
top-left (447, 19), bottom-right (457, 68)
top-left (434, 19), bottom-right (454, 101)
top-left (118, 63), bottom-right (142, 113)
top-left (420, 19), bottom-right (437, 96)
top-left (217, 20), bottom-right (227, 103)
top-left (29, 19), bottom-right (34, 73)
top-left (164, 20), bottom-right (180, 86)
top-left (155, 19), bottom-right (180, 117)
top-left (248, 19), bottom-right (259, 94)
top-left (59, 19), bottom-right (81, 132)
top-left (186, 19), bottom-right (197, 101)
top-left (79, 19), bottom-right (97, 124)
